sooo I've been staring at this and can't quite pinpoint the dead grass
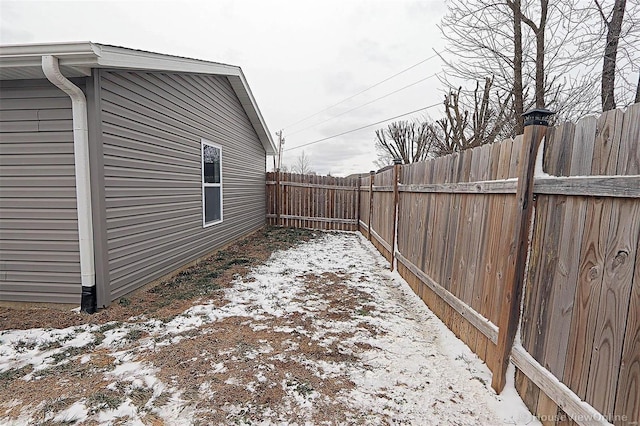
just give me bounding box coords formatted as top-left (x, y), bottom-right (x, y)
top-left (0, 227), bottom-right (317, 330)
top-left (0, 228), bottom-right (396, 424)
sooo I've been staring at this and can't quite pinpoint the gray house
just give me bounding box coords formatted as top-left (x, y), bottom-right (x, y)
top-left (0, 42), bottom-right (276, 312)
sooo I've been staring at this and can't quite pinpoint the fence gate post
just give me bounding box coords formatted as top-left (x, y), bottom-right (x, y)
top-left (368, 170), bottom-right (375, 241)
top-left (275, 170), bottom-right (281, 227)
top-left (390, 159), bottom-right (402, 271)
top-left (492, 108), bottom-right (554, 393)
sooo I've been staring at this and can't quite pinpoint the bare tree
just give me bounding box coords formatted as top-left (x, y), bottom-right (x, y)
top-left (432, 77), bottom-right (514, 156)
top-left (374, 120), bottom-right (435, 164)
top-left (292, 150), bottom-right (313, 175)
top-left (438, 0), bottom-right (623, 128)
top-left (594, 0), bottom-right (638, 111)
top-left (439, 0), bottom-right (536, 133)
top-left (508, 0), bottom-right (526, 131)
top-left (518, 0), bottom-right (549, 108)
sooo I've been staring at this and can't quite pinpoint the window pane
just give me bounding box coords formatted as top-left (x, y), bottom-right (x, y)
top-left (204, 186), bottom-right (221, 223)
top-left (203, 145), bottom-right (221, 184)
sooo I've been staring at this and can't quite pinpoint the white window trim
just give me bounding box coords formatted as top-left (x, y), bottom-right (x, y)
top-left (201, 139), bottom-right (223, 227)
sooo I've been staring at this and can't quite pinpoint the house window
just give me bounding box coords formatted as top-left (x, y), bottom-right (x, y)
top-left (202, 139), bottom-right (223, 226)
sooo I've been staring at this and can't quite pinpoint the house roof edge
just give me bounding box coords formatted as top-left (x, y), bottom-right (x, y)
top-left (0, 41), bottom-right (276, 154)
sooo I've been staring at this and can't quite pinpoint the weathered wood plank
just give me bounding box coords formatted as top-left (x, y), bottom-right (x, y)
top-left (520, 194), bottom-right (551, 361)
top-left (613, 223), bottom-right (640, 426)
top-left (592, 109), bottom-right (624, 175)
top-left (564, 197), bottom-right (612, 398)
top-left (520, 194), bottom-right (564, 413)
top-left (442, 153), bottom-right (462, 293)
top-left (535, 196), bottom-right (588, 423)
top-left (570, 116), bottom-right (598, 176)
top-left (509, 135), bottom-right (523, 178)
top-left (533, 176), bottom-right (640, 198)
top-left (372, 185), bottom-right (394, 192)
top-left (265, 214), bottom-right (357, 224)
top-left (618, 103), bottom-right (640, 174)
top-left (471, 144), bottom-right (492, 314)
top-left (472, 144), bottom-right (494, 361)
top-left (498, 138), bottom-right (514, 179)
top-left (585, 199), bottom-right (640, 415)
top-left (398, 175), bottom-right (640, 198)
top-left (544, 121), bottom-right (576, 176)
top-left (486, 139), bottom-right (515, 373)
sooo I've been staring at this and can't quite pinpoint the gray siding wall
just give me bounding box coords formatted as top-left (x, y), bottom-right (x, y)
top-left (99, 70), bottom-right (266, 300)
top-left (0, 80), bottom-right (81, 303)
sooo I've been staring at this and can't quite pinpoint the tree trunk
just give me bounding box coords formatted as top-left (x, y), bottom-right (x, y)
top-left (635, 72), bottom-right (640, 104)
top-left (521, 0), bottom-right (548, 108)
top-left (601, 0), bottom-right (627, 111)
top-left (535, 0), bottom-right (548, 108)
top-left (511, 0), bottom-right (525, 134)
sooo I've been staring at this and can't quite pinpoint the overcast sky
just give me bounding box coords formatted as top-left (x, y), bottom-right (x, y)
top-left (0, 0), bottom-right (448, 176)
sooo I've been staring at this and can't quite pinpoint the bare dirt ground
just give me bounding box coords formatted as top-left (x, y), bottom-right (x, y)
top-left (0, 228), bottom-right (533, 425)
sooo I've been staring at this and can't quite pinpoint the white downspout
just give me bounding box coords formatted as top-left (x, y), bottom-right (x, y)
top-left (42, 55), bottom-right (96, 312)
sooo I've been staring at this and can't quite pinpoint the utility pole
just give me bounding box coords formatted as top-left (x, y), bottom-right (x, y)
top-left (276, 130), bottom-right (285, 171)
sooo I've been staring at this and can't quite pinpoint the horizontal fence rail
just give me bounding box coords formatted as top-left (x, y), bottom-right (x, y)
top-left (267, 103), bottom-right (640, 426)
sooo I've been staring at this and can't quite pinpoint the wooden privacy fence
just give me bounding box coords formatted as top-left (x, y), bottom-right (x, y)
top-left (266, 173), bottom-right (360, 230)
top-left (266, 103), bottom-right (640, 426)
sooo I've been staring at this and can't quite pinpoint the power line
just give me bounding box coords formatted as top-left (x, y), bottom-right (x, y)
top-left (282, 52), bottom-right (440, 130)
top-left (285, 101), bottom-right (442, 152)
top-left (286, 72), bottom-right (439, 138)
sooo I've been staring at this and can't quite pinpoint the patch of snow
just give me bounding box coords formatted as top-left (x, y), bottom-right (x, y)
top-left (255, 370), bottom-right (268, 383)
top-left (96, 398), bottom-right (142, 424)
top-left (0, 325), bottom-right (95, 374)
top-left (100, 327), bottom-right (131, 347)
top-left (52, 400), bottom-right (88, 424)
top-left (66, 330), bottom-right (95, 348)
top-left (224, 377), bottom-right (241, 386)
top-left (210, 362), bottom-right (227, 374)
top-left (152, 391), bottom-right (196, 424)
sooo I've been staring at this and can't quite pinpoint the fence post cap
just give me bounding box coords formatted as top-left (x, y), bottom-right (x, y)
top-left (522, 108), bottom-right (555, 127)
top-left (369, 170), bottom-right (376, 175)
top-left (393, 158), bottom-right (403, 165)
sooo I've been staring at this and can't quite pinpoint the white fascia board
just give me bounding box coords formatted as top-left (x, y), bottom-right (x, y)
top-left (0, 41), bottom-right (98, 57)
top-left (228, 73), bottom-right (276, 155)
top-left (95, 44), bottom-right (241, 75)
top-left (0, 42), bottom-right (99, 77)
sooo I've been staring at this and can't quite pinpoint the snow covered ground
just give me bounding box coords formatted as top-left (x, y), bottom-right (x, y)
top-left (0, 232), bottom-right (539, 425)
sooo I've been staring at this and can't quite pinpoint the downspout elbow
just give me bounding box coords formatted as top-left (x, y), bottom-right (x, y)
top-left (42, 55), bottom-right (97, 313)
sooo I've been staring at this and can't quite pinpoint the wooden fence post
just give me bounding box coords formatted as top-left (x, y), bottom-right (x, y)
top-left (492, 108), bottom-right (555, 393)
top-left (390, 159), bottom-right (402, 271)
top-left (275, 170), bottom-right (281, 227)
top-left (355, 177), bottom-right (361, 232)
top-left (368, 170), bottom-right (375, 241)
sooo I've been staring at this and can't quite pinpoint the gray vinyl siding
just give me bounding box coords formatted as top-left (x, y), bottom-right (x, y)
top-left (99, 70), bottom-right (266, 300)
top-left (0, 80), bottom-right (81, 303)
